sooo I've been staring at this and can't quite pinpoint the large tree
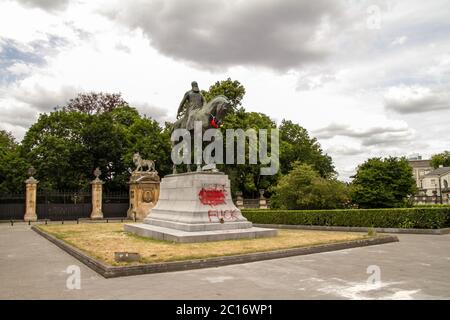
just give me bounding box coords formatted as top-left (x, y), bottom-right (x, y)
top-left (20, 106), bottom-right (171, 191)
top-left (350, 157), bottom-right (417, 208)
top-left (0, 130), bottom-right (29, 194)
top-left (0, 130), bottom-right (15, 150)
top-left (270, 162), bottom-right (349, 210)
top-left (279, 120), bottom-right (335, 178)
top-left (199, 79), bottom-right (336, 197)
top-left (202, 78), bottom-right (246, 109)
top-left (220, 109), bottom-right (280, 197)
top-left (21, 111), bottom-right (97, 190)
top-left (11, 81), bottom-right (338, 197)
top-left (63, 92), bottom-right (129, 115)
top-left (431, 151), bottom-right (450, 168)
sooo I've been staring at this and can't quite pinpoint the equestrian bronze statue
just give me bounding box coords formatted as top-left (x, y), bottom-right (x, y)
top-left (171, 81), bottom-right (233, 173)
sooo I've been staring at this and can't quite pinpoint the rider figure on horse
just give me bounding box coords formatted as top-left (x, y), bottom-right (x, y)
top-left (172, 81), bottom-right (232, 174)
top-left (177, 81), bottom-right (206, 126)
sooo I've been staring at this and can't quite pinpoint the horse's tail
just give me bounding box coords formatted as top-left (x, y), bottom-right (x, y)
top-left (166, 122), bottom-right (174, 133)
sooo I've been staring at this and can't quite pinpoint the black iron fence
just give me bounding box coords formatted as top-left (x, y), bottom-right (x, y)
top-left (37, 203), bottom-right (92, 220)
top-left (1, 189), bottom-right (268, 221)
top-left (0, 194), bottom-right (25, 220)
top-left (103, 192), bottom-right (129, 218)
top-left (37, 190), bottom-right (92, 205)
top-left (36, 190), bottom-right (92, 220)
top-left (0, 190), bottom-right (130, 221)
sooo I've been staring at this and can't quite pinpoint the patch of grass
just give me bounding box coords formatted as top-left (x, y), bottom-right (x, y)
top-left (37, 223), bottom-right (371, 266)
top-left (367, 227), bottom-right (377, 237)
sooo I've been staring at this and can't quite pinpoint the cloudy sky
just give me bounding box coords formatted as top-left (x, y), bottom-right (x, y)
top-left (1, 0), bottom-right (449, 180)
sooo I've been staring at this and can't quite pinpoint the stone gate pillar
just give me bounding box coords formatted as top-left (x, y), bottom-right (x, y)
top-left (90, 167), bottom-right (104, 220)
top-left (24, 167), bottom-right (38, 222)
top-left (235, 191), bottom-right (244, 209)
top-left (259, 189), bottom-right (268, 209)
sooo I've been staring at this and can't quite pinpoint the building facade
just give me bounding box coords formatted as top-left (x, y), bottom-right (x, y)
top-left (408, 158), bottom-right (450, 204)
top-left (408, 159), bottom-right (432, 189)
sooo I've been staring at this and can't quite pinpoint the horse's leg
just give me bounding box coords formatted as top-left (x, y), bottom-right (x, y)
top-left (171, 140), bottom-right (177, 174)
top-left (190, 130), bottom-right (202, 172)
top-left (186, 140), bottom-right (191, 172)
top-left (196, 118), bottom-right (210, 172)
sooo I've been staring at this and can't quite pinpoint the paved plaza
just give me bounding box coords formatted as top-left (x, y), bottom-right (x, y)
top-left (0, 223), bottom-right (449, 300)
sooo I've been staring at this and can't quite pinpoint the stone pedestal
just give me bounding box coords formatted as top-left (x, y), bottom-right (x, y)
top-left (24, 177), bottom-right (38, 222)
top-left (90, 178), bottom-right (104, 219)
top-left (124, 172), bottom-right (277, 243)
top-left (127, 171), bottom-right (160, 221)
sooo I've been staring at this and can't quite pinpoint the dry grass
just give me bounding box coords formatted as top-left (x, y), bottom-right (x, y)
top-left (37, 223), bottom-right (369, 266)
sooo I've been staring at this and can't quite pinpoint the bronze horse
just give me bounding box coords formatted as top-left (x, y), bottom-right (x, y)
top-left (171, 95), bottom-right (233, 173)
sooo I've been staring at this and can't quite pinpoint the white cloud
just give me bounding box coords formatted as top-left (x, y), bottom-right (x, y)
top-left (390, 36), bottom-right (407, 46)
top-left (100, 0), bottom-right (346, 70)
top-left (313, 121), bottom-right (414, 147)
top-left (384, 85), bottom-right (450, 114)
top-left (132, 102), bottom-right (168, 122)
top-left (325, 145), bottom-right (364, 156)
top-left (6, 62), bottom-right (32, 76)
top-left (11, 81), bottom-right (80, 112)
top-left (15, 0), bottom-right (69, 11)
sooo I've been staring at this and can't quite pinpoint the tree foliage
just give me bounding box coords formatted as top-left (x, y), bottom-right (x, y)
top-left (198, 80), bottom-right (335, 197)
top-left (0, 130), bottom-right (29, 194)
top-left (350, 157), bottom-right (417, 208)
top-left (0, 130), bottom-right (16, 151)
top-left (219, 109), bottom-right (279, 197)
top-left (279, 120), bottom-right (334, 178)
top-left (20, 106), bottom-right (171, 191)
top-left (64, 92), bottom-right (129, 115)
top-left (431, 151), bottom-right (450, 168)
top-left (2, 81), bottom-right (338, 199)
top-left (270, 162), bottom-right (349, 210)
top-left (202, 78), bottom-right (246, 109)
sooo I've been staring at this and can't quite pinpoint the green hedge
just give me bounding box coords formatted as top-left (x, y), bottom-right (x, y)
top-left (242, 208), bottom-right (450, 229)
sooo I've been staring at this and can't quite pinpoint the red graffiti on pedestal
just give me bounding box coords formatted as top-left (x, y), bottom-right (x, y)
top-left (199, 185), bottom-right (236, 223)
top-left (208, 209), bottom-right (239, 223)
top-left (198, 187), bottom-right (226, 206)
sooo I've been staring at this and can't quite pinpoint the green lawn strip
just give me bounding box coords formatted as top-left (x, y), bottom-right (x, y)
top-left (36, 225), bottom-right (372, 266)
